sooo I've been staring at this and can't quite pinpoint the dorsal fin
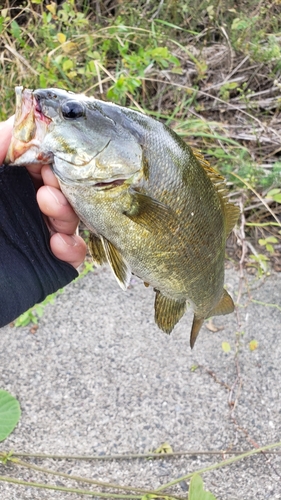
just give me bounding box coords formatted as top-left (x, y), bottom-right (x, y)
top-left (192, 148), bottom-right (240, 236)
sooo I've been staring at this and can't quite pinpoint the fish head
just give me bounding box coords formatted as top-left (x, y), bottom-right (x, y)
top-left (6, 87), bottom-right (143, 188)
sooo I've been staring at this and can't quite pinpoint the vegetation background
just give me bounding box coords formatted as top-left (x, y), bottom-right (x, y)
top-left (1, 0), bottom-right (281, 275)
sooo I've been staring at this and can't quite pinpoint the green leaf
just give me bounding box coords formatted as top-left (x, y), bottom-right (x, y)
top-left (249, 339), bottom-right (259, 351)
top-left (0, 390), bottom-right (21, 441)
top-left (62, 58), bottom-right (74, 71)
top-left (267, 188), bottom-right (280, 197)
top-left (188, 474), bottom-right (217, 500)
top-left (0, 16), bottom-right (7, 35)
top-left (231, 18), bottom-right (249, 31)
top-left (190, 364), bottom-right (199, 372)
top-left (222, 341), bottom-right (231, 353)
top-left (10, 19), bottom-right (21, 39)
top-left (265, 236), bottom-right (278, 244)
top-left (266, 244), bottom-right (274, 254)
top-left (153, 442), bottom-right (173, 454)
top-left (273, 193), bottom-right (281, 203)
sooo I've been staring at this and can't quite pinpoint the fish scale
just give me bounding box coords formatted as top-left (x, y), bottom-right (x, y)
top-left (5, 87), bottom-right (240, 347)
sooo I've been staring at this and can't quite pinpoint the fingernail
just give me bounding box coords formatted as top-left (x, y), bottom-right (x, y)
top-left (57, 234), bottom-right (77, 246)
top-left (47, 186), bottom-right (69, 206)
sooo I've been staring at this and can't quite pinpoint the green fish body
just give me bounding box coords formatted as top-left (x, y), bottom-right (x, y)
top-left (6, 87), bottom-right (240, 347)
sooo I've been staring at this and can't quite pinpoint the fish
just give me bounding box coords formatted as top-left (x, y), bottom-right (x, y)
top-left (6, 86), bottom-right (240, 347)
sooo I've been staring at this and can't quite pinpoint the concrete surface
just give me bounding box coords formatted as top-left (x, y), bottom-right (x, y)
top-left (0, 264), bottom-right (280, 499)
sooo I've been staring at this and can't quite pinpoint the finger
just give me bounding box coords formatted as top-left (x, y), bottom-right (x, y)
top-left (24, 165), bottom-right (43, 184)
top-left (0, 116), bottom-right (14, 164)
top-left (41, 164), bottom-right (60, 188)
top-left (26, 163), bottom-right (58, 192)
top-left (50, 233), bottom-right (87, 269)
top-left (37, 185), bottom-right (79, 234)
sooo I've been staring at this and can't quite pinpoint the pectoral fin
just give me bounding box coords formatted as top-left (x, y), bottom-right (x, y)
top-left (123, 188), bottom-right (178, 234)
top-left (154, 290), bottom-right (186, 334)
top-left (101, 236), bottom-right (131, 290)
top-left (88, 233), bottom-right (107, 266)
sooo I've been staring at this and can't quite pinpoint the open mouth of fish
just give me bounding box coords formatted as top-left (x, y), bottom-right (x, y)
top-left (7, 87), bottom-right (129, 190)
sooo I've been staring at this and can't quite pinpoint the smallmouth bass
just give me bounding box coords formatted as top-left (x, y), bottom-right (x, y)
top-left (6, 87), bottom-right (240, 347)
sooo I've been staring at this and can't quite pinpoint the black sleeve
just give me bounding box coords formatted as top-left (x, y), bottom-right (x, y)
top-left (0, 164), bottom-right (78, 327)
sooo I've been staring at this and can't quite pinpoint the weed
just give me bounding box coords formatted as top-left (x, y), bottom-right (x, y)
top-left (258, 236), bottom-right (278, 255)
top-left (14, 290), bottom-right (62, 327)
top-left (14, 259), bottom-right (95, 328)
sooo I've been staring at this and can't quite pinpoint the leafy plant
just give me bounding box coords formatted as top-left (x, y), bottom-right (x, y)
top-left (266, 188), bottom-right (281, 204)
top-left (258, 236), bottom-right (278, 255)
top-left (249, 339), bottom-right (259, 351)
top-left (249, 253), bottom-right (270, 277)
top-left (14, 290), bottom-right (61, 327)
top-left (0, 390), bottom-right (21, 441)
top-left (14, 260), bottom-right (95, 328)
top-left (222, 341), bottom-right (231, 353)
top-left (188, 474), bottom-right (216, 500)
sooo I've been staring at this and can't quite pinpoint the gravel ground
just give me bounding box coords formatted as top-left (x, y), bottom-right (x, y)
top-left (0, 265), bottom-right (280, 499)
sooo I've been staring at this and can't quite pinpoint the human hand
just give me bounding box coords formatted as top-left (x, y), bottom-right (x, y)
top-left (0, 116), bottom-right (14, 165)
top-left (0, 118), bottom-right (87, 269)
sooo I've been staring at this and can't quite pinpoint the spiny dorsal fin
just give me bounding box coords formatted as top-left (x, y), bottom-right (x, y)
top-left (101, 236), bottom-right (131, 290)
top-left (88, 233), bottom-right (107, 267)
top-left (192, 148), bottom-right (240, 236)
top-left (154, 290), bottom-right (186, 334)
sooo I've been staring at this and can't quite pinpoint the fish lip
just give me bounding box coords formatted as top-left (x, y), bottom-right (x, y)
top-left (33, 93), bottom-right (53, 125)
top-left (5, 87), bottom-right (52, 163)
top-left (53, 168), bottom-right (129, 189)
top-left (92, 178), bottom-right (126, 189)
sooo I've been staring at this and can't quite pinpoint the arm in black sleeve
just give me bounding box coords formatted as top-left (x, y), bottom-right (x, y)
top-left (0, 164), bottom-right (78, 327)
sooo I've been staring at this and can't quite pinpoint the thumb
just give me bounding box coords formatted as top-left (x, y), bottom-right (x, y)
top-left (0, 116), bottom-right (14, 165)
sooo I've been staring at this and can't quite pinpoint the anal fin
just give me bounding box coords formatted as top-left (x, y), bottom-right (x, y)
top-left (101, 236), bottom-right (131, 290)
top-left (154, 290), bottom-right (186, 334)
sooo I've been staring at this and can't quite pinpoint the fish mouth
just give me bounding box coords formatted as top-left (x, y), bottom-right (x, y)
top-left (54, 168), bottom-right (128, 189)
top-left (5, 87), bottom-right (52, 164)
top-left (33, 95), bottom-right (51, 125)
top-left (92, 178), bottom-right (126, 189)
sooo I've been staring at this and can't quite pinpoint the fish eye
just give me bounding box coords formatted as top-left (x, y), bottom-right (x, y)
top-left (61, 100), bottom-right (85, 119)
